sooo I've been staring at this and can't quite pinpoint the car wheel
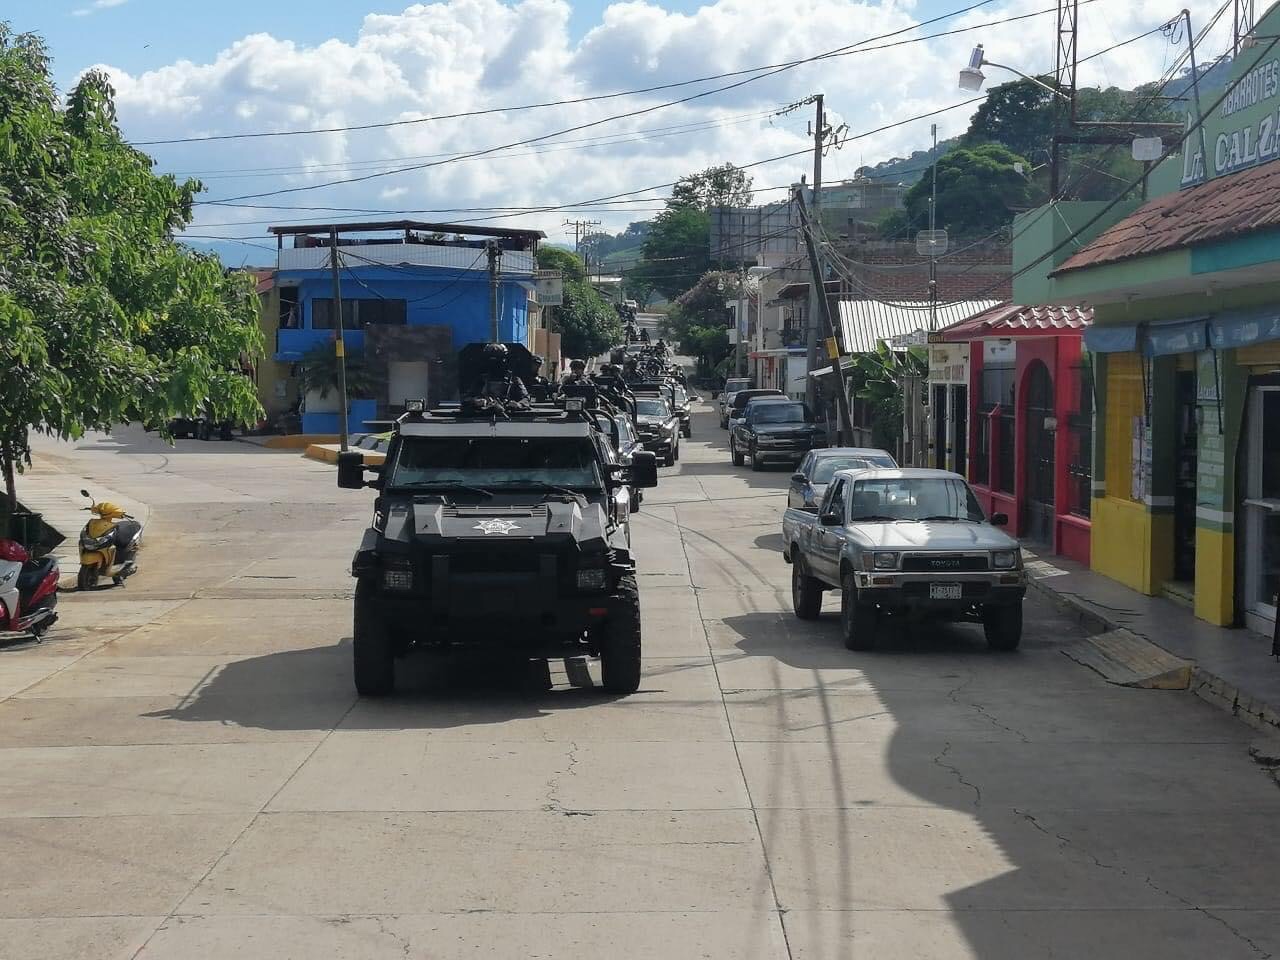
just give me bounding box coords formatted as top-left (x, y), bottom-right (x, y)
top-left (672, 440), bottom-right (680, 462)
top-left (731, 439), bottom-right (744, 467)
top-left (983, 603), bottom-right (1023, 651)
top-left (841, 571), bottom-right (877, 651)
top-left (792, 559), bottom-right (823, 620)
top-left (682, 422), bottom-right (692, 438)
top-left (353, 578), bottom-right (395, 696)
top-left (750, 445), bottom-right (764, 471)
top-left (600, 574), bottom-right (642, 694)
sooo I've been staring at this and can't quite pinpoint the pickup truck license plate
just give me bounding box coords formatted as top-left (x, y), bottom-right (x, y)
top-left (929, 583), bottom-right (962, 600)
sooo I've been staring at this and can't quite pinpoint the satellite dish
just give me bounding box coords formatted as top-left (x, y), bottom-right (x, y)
top-left (916, 229), bottom-right (949, 256)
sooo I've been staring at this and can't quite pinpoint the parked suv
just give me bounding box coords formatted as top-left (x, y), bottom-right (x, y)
top-left (723, 388), bottom-right (784, 432)
top-left (730, 398), bottom-right (825, 470)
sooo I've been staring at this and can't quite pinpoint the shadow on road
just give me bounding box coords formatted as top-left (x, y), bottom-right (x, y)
top-left (143, 640), bottom-right (636, 732)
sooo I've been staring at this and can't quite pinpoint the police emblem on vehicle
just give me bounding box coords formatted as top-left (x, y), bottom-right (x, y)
top-left (474, 518), bottom-right (521, 536)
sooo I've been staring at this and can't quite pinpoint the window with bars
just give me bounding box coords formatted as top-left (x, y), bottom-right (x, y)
top-left (1066, 361), bottom-right (1094, 518)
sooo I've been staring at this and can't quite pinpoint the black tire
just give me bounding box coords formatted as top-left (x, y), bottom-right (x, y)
top-left (672, 441), bottom-right (680, 463)
top-left (600, 574), bottom-right (642, 694)
top-left (76, 566), bottom-right (99, 592)
top-left (791, 559), bottom-right (823, 620)
top-left (983, 602), bottom-right (1023, 651)
top-left (682, 422), bottom-right (692, 438)
top-left (219, 423), bottom-right (234, 441)
top-left (750, 445), bottom-right (763, 471)
top-left (731, 440), bottom-right (744, 467)
top-left (353, 578), bottom-right (395, 696)
top-left (840, 571), bottom-right (877, 651)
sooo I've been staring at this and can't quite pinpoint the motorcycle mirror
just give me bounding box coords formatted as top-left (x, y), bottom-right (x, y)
top-left (80, 489), bottom-right (91, 499)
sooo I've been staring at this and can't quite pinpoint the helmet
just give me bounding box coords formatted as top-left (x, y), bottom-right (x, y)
top-left (569, 358), bottom-right (585, 370)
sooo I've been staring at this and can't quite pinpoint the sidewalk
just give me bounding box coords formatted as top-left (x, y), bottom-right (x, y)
top-left (1025, 549), bottom-right (1280, 733)
top-left (13, 458), bottom-right (150, 581)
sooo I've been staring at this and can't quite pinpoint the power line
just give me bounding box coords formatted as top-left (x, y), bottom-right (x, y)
top-left (196, 2), bottom-right (1089, 205)
top-left (163, 107), bottom-right (800, 179)
top-left (139, 0), bottom-right (1011, 147)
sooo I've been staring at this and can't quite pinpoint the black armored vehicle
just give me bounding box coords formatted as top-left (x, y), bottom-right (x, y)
top-left (337, 343), bottom-right (659, 697)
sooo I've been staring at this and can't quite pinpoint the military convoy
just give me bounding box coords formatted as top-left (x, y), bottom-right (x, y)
top-left (337, 342), bottom-right (674, 698)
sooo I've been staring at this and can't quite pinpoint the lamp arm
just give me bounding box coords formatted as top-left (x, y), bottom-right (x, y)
top-left (981, 60), bottom-right (1071, 100)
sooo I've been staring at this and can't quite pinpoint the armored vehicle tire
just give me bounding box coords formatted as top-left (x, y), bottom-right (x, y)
top-left (353, 578), bottom-right (395, 696)
top-left (841, 572), bottom-right (877, 651)
top-left (731, 440), bottom-right (744, 467)
top-left (600, 574), bottom-right (642, 694)
top-left (983, 602), bottom-right (1023, 651)
top-left (791, 559), bottom-right (822, 620)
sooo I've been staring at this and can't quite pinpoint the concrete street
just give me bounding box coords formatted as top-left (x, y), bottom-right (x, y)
top-left (2, 403), bottom-right (1278, 960)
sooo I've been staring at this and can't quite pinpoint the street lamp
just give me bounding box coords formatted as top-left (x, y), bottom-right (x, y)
top-left (958, 44), bottom-right (1070, 100)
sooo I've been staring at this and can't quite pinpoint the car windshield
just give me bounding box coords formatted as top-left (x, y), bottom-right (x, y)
top-left (752, 403), bottom-right (806, 424)
top-left (636, 399), bottom-right (670, 417)
top-left (811, 457), bottom-right (874, 483)
top-left (849, 477), bottom-right (986, 522)
top-left (615, 418), bottom-right (635, 443)
top-left (674, 386), bottom-right (688, 404)
top-left (389, 437), bottom-right (601, 489)
top-left (725, 379), bottom-right (751, 393)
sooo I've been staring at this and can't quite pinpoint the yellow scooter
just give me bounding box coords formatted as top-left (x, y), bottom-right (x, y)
top-left (77, 490), bottom-right (143, 590)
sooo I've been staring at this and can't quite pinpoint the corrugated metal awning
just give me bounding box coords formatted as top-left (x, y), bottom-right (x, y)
top-left (837, 300), bottom-right (1003, 353)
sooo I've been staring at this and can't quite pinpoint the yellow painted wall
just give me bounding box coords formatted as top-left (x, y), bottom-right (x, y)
top-left (1237, 341), bottom-right (1280, 368)
top-left (1091, 496), bottom-right (1158, 593)
top-left (1102, 353), bottom-right (1144, 503)
top-left (1195, 527), bottom-right (1236, 625)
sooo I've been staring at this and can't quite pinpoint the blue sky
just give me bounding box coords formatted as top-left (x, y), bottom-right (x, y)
top-left (8, 0), bottom-right (1229, 265)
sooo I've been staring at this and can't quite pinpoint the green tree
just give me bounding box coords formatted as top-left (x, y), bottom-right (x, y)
top-left (535, 245), bottom-right (586, 282)
top-left (661, 271), bottom-right (742, 374)
top-left (0, 25), bottom-right (262, 523)
top-left (554, 279), bottom-right (622, 360)
top-left (847, 342), bottom-right (928, 452)
top-left (962, 78), bottom-right (1059, 163)
top-left (669, 162), bottom-right (754, 209)
top-left (626, 205), bottom-right (711, 302)
top-left (883, 144), bottom-right (1035, 238)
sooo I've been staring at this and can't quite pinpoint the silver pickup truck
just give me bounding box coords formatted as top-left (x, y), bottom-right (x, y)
top-left (782, 467), bottom-right (1026, 651)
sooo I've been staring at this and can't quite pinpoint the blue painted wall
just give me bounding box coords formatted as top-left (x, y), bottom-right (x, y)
top-left (273, 265), bottom-right (528, 361)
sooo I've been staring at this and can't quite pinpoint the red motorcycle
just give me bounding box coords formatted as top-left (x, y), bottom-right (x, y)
top-left (0, 539), bottom-right (59, 639)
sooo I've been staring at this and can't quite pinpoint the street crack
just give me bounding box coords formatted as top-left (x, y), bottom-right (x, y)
top-left (933, 740), bottom-right (982, 808)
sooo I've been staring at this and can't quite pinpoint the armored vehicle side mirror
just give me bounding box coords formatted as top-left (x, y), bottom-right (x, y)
top-left (337, 451), bottom-right (369, 489)
top-left (631, 451), bottom-right (659, 488)
top-left (990, 512), bottom-right (1009, 527)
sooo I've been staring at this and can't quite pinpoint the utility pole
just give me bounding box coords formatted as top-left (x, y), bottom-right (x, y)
top-left (328, 226), bottom-right (350, 453)
top-left (928, 123), bottom-right (938, 333)
top-left (487, 240), bottom-right (502, 343)
top-left (795, 187), bottom-right (853, 443)
top-left (804, 93), bottom-right (825, 409)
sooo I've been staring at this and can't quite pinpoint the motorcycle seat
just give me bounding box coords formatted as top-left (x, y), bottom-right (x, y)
top-left (18, 558), bottom-right (57, 590)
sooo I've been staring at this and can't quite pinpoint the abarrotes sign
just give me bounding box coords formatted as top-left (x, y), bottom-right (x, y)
top-left (1181, 22), bottom-right (1280, 187)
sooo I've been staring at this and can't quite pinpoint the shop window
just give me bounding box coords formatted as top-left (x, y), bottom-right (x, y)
top-left (312, 298), bottom-right (407, 330)
top-left (977, 362), bottom-right (1015, 490)
top-left (1066, 362), bottom-right (1093, 518)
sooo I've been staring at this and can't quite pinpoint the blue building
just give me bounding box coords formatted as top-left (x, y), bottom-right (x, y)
top-left (260, 221), bottom-right (545, 434)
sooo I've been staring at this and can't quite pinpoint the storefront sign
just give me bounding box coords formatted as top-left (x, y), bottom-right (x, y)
top-left (1182, 56), bottom-right (1280, 186)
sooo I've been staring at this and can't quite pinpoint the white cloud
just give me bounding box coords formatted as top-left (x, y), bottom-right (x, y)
top-left (82, 0), bottom-right (1238, 241)
top-left (74, 0), bottom-right (128, 16)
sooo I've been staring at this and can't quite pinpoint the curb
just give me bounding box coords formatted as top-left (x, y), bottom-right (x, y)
top-left (303, 444), bottom-right (386, 466)
top-left (1027, 576), bottom-right (1280, 734)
